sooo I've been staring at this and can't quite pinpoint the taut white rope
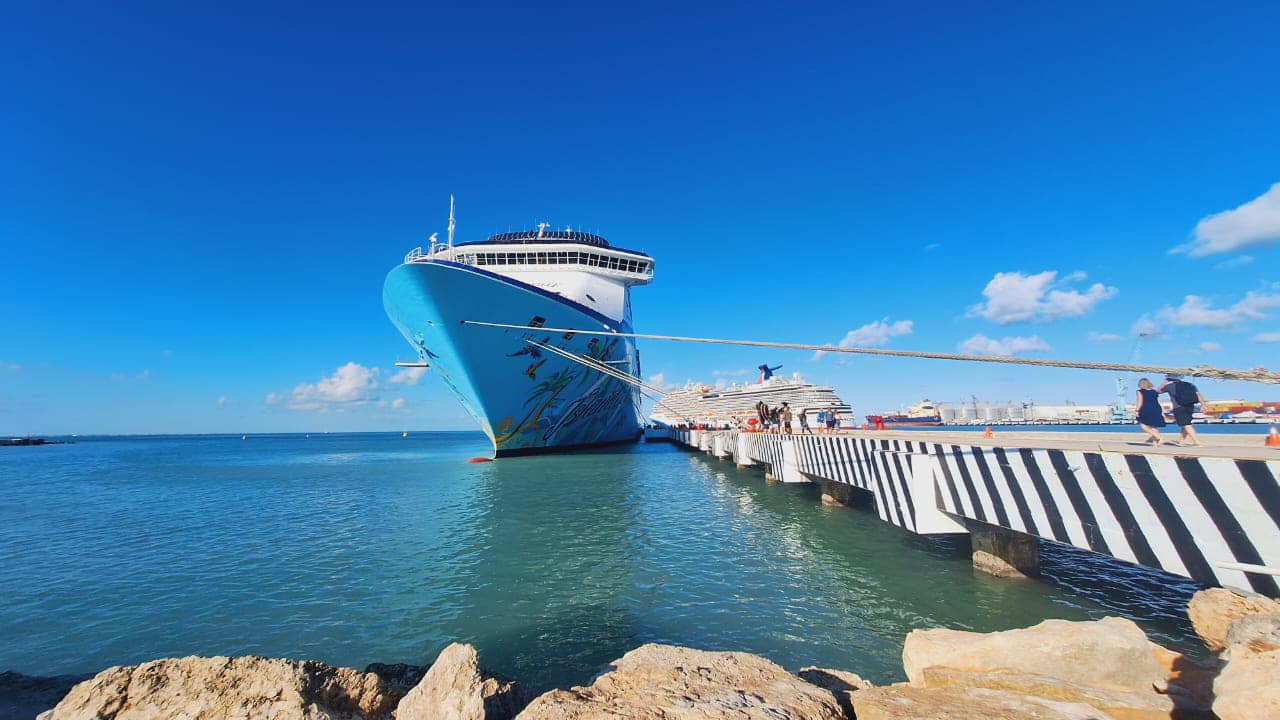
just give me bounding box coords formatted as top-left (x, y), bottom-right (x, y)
top-left (464, 321), bottom-right (1280, 385)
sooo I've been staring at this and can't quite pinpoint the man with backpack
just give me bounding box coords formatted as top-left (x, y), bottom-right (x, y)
top-left (1159, 373), bottom-right (1206, 446)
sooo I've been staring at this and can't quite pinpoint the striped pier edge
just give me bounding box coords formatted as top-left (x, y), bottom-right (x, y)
top-left (665, 428), bottom-right (1280, 597)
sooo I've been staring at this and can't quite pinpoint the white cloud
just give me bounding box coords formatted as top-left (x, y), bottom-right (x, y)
top-left (814, 318), bottom-right (913, 360)
top-left (969, 271), bottom-right (1116, 324)
top-left (959, 334), bottom-right (1051, 357)
top-left (711, 368), bottom-right (751, 377)
top-left (1179, 182), bottom-right (1280, 257)
top-left (925, 243), bottom-right (941, 251)
top-left (265, 392), bottom-right (282, 405)
top-left (1214, 255), bottom-right (1254, 270)
top-left (217, 395), bottom-right (229, 408)
top-left (1254, 332), bottom-right (1280, 343)
top-left (280, 362), bottom-right (381, 412)
top-left (388, 366), bottom-right (428, 385)
top-left (1088, 332), bottom-right (1122, 342)
top-left (647, 373), bottom-right (679, 392)
top-left (391, 397), bottom-right (406, 409)
top-left (1198, 342), bottom-right (1222, 353)
top-left (1156, 291), bottom-right (1280, 329)
top-left (3, 362), bottom-right (19, 371)
top-left (1131, 315), bottom-right (1162, 337)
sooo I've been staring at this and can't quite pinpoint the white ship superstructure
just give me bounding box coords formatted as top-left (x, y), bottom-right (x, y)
top-left (652, 375), bottom-right (852, 427)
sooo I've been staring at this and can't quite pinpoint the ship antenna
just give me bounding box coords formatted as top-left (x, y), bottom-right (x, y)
top-left (447, 194), bottom-right (456, 250)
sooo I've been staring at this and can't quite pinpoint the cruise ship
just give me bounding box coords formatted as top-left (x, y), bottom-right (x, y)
top-left (383, 204), bottom-right (653, 457)
top-left (651, 368), bottom-right (852, 428)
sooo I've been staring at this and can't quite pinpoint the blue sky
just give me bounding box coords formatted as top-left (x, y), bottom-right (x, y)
top-left (3, 2), bottom-right (1279, 434)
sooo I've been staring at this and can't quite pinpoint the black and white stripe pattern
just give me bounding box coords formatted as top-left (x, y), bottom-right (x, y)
top-left (667, 429), bottom-right (1280, 595)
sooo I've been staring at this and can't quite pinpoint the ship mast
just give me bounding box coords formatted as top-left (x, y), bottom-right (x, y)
top-left (447, 194), bottom-right (456, 250)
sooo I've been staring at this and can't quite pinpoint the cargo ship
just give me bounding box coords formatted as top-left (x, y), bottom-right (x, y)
top-left (867, 399), bottom-right (943, 427)
top-left (383, 202), bottom-right (652, 457)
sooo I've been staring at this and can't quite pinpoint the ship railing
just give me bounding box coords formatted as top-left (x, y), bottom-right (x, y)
top-left (404, 247), bottom-right (424, 263)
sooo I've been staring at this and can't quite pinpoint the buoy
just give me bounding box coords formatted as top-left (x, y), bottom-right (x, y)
top-left (1267, 425), bottom-right (1280, 447)
top-left (467, 456), bottom-right (493, 463)
top-left (983, 427), bottom-right (993, 438)
top-left (402, 431), bottom-right (408, 438)
top-left (241, 434), bottom-right (247, 441)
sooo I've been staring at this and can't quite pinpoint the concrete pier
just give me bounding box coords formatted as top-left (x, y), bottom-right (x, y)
top-left (970, 523), bottom-right (1041, 579)
top-left (665, 428), bottom-right (1280, 596)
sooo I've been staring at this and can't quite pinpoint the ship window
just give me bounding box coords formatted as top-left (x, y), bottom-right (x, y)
top-left (568, 251), bottom-right (579, 263)
top-left (515, 253), bottom-right (527, 264)
top-left (536, 252), bottom-right (547, 264)
top-left (607, 257), bottom-right (619, 270)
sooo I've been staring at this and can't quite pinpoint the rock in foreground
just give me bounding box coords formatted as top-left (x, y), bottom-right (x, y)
top-left (1187, 588), bottom-right (1280, 652)
top-left (515, 644), bottom-right (843, 720)
top-left (853, 685), bottom-right (1115, 720)
top-left (38, 656), bottom-right (402, 720)
top-left (395, 643), bottom-right (528, 720)
top-left (902, 617), bottom-right (1165, 693)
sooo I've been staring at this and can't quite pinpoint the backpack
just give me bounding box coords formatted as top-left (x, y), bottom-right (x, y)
top-left (1173, 381), bottom-right (1199, 407)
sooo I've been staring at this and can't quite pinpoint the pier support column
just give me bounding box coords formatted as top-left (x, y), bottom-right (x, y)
top-left (734, 433), bottom-right (754, 468)
top-left (821, 482), bottom-right (855, 506)
top-left (777, 441), bottom-right (808, 484)
top-left (970, 523), bottom-right (1040, 579)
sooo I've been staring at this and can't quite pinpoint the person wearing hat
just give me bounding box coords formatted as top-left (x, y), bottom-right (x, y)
top-left (1158, 373), bottom-right (1205, 446)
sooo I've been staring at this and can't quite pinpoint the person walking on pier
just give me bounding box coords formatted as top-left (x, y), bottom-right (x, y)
top-left (1159, 374), bottom-right (1205, 446)
top-left (780, 403), bottom-right (794, 435)
top-left (1135, 378), bottom-right (1166, 445)
top-left (799, 408), bottom-right (812, 434)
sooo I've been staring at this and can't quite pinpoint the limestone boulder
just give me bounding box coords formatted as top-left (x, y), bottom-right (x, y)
top-left (1221, 611), bottom-right (1280, 651)
top-left (1213, 647), bottom-right (1280, 720)
top-left (38, 656), bottom-right (402, 720)
top-left (916, 667), bottom-right (1210, 720)
top-left (1186, 588), bottom-right (1280, 652)
top-left (852, 684), bottom-right (1116, 720)
top-left (797, 666), bottom-right (873, 716)
top-left (1212, 615), bottom-right (1280, 720)
top-left (902, 617), bottom-right (1165, 693)
top-left (395, 643), bottom-right (528, 720)
top-left (514, 644), bottom-right (843, 720)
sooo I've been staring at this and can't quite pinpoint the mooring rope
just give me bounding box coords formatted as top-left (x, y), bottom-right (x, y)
top-left (525, 339), bottom-right (667, 399)
top-left (468, 321), bottom-right (1280, 385)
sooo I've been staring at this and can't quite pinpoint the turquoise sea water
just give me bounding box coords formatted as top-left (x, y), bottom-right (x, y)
top-left (1, 433), bottom-right (1205, 690)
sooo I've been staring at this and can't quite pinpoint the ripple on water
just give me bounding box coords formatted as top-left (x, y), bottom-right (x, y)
top-left (0, 433), bottom-right (1207, 690)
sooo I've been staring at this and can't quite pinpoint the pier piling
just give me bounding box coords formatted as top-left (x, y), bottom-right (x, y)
top-left (969, 522), bottom-right (1041, 579)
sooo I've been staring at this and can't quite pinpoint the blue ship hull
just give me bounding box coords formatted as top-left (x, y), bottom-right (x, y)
top-left (383, 261), bottom-right (643, 457)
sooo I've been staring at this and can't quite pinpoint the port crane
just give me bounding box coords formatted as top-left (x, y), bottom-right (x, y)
top-left (1111, 333), bottom-right (1149, 421)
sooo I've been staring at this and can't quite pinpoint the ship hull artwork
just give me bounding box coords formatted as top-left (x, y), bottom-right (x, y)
top-left (383, 209), bottom-right (653, 458)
